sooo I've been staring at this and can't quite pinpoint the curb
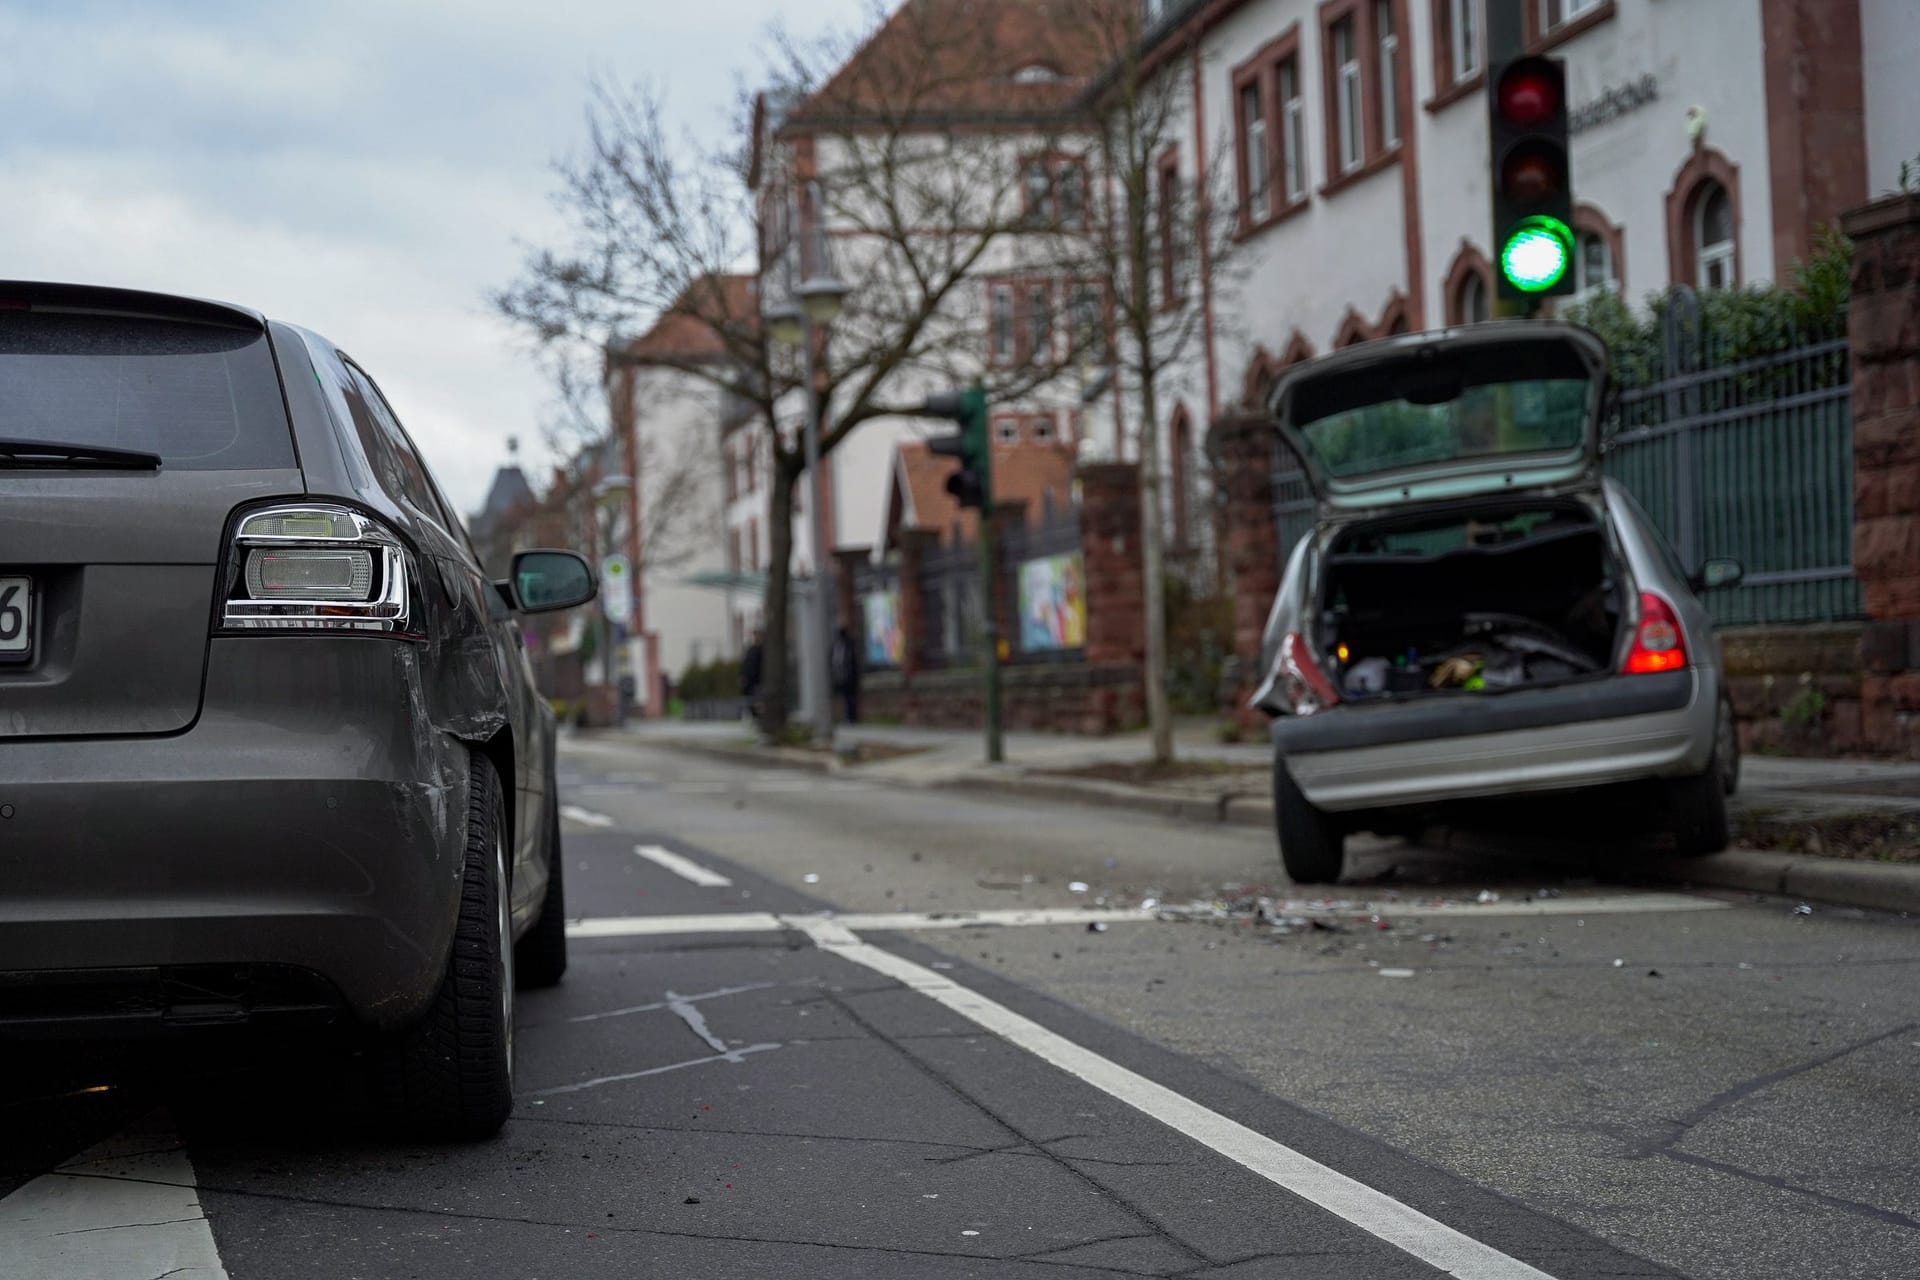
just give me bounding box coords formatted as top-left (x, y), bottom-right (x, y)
top-left (591, 733), bottom-right (1920, 917)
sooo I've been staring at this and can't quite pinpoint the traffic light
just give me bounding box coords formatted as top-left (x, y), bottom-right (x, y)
top-left (923, 385), bottom-right (990, 510)
top-left (1488, 54), bottom-right (1574, 298)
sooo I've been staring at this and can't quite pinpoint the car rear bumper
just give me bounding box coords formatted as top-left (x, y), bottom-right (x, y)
top-left (0, 638), bottom-right (470, 1034)
top-left (1272, 670), bottom-right (1714, 812)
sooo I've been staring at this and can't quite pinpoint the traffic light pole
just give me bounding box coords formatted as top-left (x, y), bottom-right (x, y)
top-left (920, 385), bottom-right (1000, 764)
top-left (978, 509), bottom-right (1004, 764)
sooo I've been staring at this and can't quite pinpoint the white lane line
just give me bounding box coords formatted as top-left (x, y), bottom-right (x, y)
top-left (0, 1111), bottom-right (228, 1280)
top-left (568, 913), bottom-right (783, 938)
top-left (1271, 893), bottom-right (1726, 919)
top-left (787, 917), bottom-right (1558, 1280)
top-left (634, 844), bottom-right (734, 887)
top-left (568, 981), bottom-right (776, 1024)
top-left (559, 805), bottom-right (615, 828)
top-left (829, 908), bottom-right (1153, 931)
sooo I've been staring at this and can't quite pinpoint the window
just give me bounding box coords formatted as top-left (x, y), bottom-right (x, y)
top-left (1169, 407), bottom-right (1194, 550)
top-left (346, 363), bottom-right (452, 529)
top-left (994, 415), bottom-right (1022, 445)
top-left (1012, 63), bottom-right (1060, 84)
top-left (1024, 283), bottom-right (1053, 361)
top-left (1056, 163), bottom-right (1087, 225)
top-left (1021, 154), bottom-right (1089, 227)
top-left (725, 445), bottom-right (738, 502)
top-left (1457, 270), bottom-right (1489, 324)
top-left (1375, 0), bottom-right (1399, 149)
top-left (1239, 82), bottom-right (1269, 223)
top-left (1450, 0), bottom-right (1479, 82)
top-left (1157, 150), bottom-right (1183, 305)
top-left (1281, 59), bottom-right (1306, 201)
top-left (1068, 282), bottom-right (1107, 360)
top-left (1539, 0), bottom-right (1601, 31)
top-left (1574, 230), bottom-right (1618, 299)
top-left (1023, 159), bottom-right (1051, 219)
top-left (1333, 19), bottom-right (1362, 173)
top-left (1695, 183), bottom-right (1735, 290)
top-left (990, 284), bottom-right (1015, 364)
top-left (1031, 414), bottom-right (1057, 444)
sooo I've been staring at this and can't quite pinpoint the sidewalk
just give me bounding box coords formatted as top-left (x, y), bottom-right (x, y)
top-left (608, 716), bottom-right (1920, 912)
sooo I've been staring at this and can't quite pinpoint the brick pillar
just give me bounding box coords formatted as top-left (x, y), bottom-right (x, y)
top-left (1843, 192), bottom-right (1920, 756)
top-left (1077, 463), bottom-right (1144, 666)
top-left (989, 499), bottom-right (1026, 660)
top-left (896, 529), bottom-right (937, 676)
top-left (1208, 411), bottom-right (1282, 725)
top-left (834, 547), bottom-right (868, 632)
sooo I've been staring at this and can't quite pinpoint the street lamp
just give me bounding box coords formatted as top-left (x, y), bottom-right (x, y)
top-left (592, 473), bottom-right (632, 725)
top-left (765, 269), bottom-right (849, 745)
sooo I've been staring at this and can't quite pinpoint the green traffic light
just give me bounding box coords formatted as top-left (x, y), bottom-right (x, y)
top-left (1499, 216), bottom-right (1574, 293)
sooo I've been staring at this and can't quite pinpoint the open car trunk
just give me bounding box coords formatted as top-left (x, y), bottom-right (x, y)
top-left (1316, 500), bottom-right (1625, 702)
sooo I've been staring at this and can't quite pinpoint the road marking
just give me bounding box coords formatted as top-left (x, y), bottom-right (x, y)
top-left (635, 844), bottom-right (734, 887)
top-left (568, 912), bottom-right (784, 938)
top-left (786, 916), bottom-right (1559, 1280)
top-left (559, 805), bottom-right (615, 828)
top-left (0, 1111), bottom-right (227, 1280)
top-left (1245, 893), bottom-right (1727, 919)
top-left (568, 981), bottom-right (776, 1024)
top-left (525, 1043), bottom-right (782, 1097)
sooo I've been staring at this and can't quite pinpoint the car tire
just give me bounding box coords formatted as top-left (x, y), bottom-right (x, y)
top-left (1668, 742), bottom-right (1732, 858)
top-left (1274, 758), bottom-right (1345, 884)
top-left (373, 751), bottom-right (515, 1140)
top-left (515, 793), bottom-right (568, 990)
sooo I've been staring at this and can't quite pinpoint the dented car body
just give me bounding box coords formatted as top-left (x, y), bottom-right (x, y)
top-left (0, 282), bottom-right (590, 1105)
top-left (1252, 323), bottom-right (1743, 883)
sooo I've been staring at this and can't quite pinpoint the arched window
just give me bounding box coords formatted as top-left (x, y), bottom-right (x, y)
top-left (1694, 181), bottom-right (1735, 290)
top-left (1457, 271), bottom-right (1489, 323)
top-left (1570, 203), bottom-right (1625, 302)
top-left (1444, 242), bottom-right (1493, 326)
top-left (1334, 309), bottom-right (1370, 348)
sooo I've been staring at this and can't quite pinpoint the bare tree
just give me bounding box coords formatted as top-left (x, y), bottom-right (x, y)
top-left (496, 1), bottom-right (1097, 737)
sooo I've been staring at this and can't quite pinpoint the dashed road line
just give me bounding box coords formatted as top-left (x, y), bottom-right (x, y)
top-left (559, 805), bottom-right (615, 828)
top-left (634, 844), bottom-right (733, 887)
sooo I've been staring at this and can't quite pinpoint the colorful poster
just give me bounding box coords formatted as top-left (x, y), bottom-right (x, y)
top-left (863, 590), bottom-right (904, 667)
top-left (1019, 553), bottom-right (1086, 651)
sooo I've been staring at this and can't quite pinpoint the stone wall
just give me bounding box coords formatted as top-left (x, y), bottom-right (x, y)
top-left (1721, 624), bottom-right (1866, 754)
top-left (1844, 192), bottom-right (1920, 757)
top-left (862, 664), bottom-right (1146, 736)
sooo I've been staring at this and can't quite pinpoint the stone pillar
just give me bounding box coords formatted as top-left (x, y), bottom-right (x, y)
top-left (989, 499), bottom-right (1026, 660)
top-left (896, 529), bottom-right (937, 676)
top-left (1209, 412), bottom-right (1283, 725)
top-left (834, 547), bottom-right (869, 633)
top-left (1077, 463), bottom-right (1145, 667)
top-left (1843, 192), bottom-right (1920, 756)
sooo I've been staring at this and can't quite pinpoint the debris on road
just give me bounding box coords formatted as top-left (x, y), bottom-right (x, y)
top-left (803, 873), bottom-right (821, 884)
top-left (1068, 881), bottom-right (1089, 893)
top-left (1379, 968), bottom-right (1416, 978)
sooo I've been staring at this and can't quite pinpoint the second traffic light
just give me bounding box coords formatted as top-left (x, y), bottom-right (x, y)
top-left (1488, 54), bottom-right (1574, 299)
top-left (923, 385), bottom-right (990, 510)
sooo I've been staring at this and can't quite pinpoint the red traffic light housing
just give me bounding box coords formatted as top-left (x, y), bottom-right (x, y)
top-left (1487, 54), bottom-right (1574, 299)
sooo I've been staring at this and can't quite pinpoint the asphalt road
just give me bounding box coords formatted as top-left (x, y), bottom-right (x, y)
top-left (4, 734), bottom-right (1917, 1279)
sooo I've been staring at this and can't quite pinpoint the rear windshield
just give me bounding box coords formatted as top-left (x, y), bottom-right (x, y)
top-left (1289, 343), bottom-right (1595, 480)
top-left (0, 313), bottom-right (294, 470)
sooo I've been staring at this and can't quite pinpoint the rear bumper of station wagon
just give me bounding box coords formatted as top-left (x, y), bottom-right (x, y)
top-left (0, 638), bottom-right (471, 1035)
top-left (1271, 669), bottom-right (1714, 813)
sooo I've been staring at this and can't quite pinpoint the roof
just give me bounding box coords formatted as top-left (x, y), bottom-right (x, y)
top-left (470, 464), bottom-right (536, 533)
top-left (887, 438), bottom-right (1077, 548)
top-left (622, 274), bottom-right (757, 364)
top-left (789, 0), bottom-right (1122, 130)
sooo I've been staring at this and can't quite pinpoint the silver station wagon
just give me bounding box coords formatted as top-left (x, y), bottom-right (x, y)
top-left (1252, 323), bottom-right (1743, 884)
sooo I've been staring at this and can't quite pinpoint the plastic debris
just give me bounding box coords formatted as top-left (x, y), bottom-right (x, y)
top-left (1068, 881), bottom-right (1089, 893)
top-left (1647, 969), bottom-right (1663, 978)
top-left (1793, 903), bottom-right (1814, 916)
top-left (962, 1230), bottom-right (981, 1237)
top-left (1379, 968), bottom-right (1415, 978)
top-left (803, 873), bottom-right (820, 884)
top-left (1087, 921), bottom-right (1108, 933)
top-left (1140, 897), bottom-right (1159, 911)
top-left (1612, 958), bottom-right (1625, 968)
top-left (684, 1197), bottom-right (701, 1205)
top-left (1477, 890), bottom-right (1501, 904)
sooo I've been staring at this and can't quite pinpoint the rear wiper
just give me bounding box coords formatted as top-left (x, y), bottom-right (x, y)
top-left (0, 437), bottom-right (163, 470)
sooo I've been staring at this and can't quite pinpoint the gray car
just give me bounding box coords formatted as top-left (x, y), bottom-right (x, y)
top-left (0, 281), bottom-right (595, 1138)
top-left (1251, 322), bottom-right (1743, 884)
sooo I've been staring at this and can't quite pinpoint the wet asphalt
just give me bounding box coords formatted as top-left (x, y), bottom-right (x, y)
top-left (3, 735), bottom-right (1916, 1279)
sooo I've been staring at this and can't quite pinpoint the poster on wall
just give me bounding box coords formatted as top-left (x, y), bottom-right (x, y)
top-left (1019, 553), bottom-right (1086, 652)
top-left (863, 590), bottom-right (904, 667)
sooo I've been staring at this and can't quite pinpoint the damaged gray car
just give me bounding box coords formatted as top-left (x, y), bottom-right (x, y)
top-left (1252, 323), bottom-right (1743, 884)
top-left (0, 281), bottom-right (594, 1138)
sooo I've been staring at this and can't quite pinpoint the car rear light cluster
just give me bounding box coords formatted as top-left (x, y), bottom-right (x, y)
top-left (1278, 631), bottom-right (1342, 715)
top-left (1622, 591), bottom-right (1687, 675)
top-left (221, 504), bottom-right (417, 636)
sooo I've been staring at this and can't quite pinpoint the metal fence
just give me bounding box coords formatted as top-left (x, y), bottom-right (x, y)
top-left (1271, 298), bottom-right (1861, 627)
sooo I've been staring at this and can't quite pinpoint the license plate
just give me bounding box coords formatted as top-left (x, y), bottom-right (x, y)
top-left (0, 576), bottom-right (31, 660)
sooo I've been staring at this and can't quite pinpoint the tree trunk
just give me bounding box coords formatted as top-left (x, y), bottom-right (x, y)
top-left (760, 450), bottom-right (800, 740)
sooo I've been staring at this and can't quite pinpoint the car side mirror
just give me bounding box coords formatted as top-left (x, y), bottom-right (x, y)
top-left (1691, 557), bottom-right (1744, 593)
top-left (510, 550), bottom-right (597, 613)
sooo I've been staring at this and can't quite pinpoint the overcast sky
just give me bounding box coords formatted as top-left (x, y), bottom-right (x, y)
top-left (1, 0), bottom-right (871, 513)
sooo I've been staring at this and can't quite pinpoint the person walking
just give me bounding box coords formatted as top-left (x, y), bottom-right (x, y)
top-left (740, 627), bottom-right (765, 728)
top-left (830, 623), bottom-right (861, 725)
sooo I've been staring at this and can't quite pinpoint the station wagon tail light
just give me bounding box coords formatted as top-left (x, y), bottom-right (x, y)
top-left (1279, 631), bottom-right (1342, 715)
top-left (1622, 592), bottom-right (1687, 675)
top-left (221, 504), bottom-right (419, 637)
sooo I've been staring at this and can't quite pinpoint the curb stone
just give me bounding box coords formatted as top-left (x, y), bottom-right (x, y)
top-left (600, 733), bottom-right (1920, 916)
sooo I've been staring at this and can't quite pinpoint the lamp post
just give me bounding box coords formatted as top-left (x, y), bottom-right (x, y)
top-left (593, 472), bottom-right (633, 725)
top-left (765, 271), bottom-right (851, 745)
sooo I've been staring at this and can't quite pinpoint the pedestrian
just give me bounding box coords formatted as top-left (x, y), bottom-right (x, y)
top-left (740, 627), bottom-right (765, 728)
top-left (830, 622), bottom-right (861, 725)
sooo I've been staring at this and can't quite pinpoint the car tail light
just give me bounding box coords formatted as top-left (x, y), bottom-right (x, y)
top-left (1622, 591), bottom-right (1687, 675)
top-left (221, 504), bottom-right (418, 636)
top-left (1279, 631), bottom-right (1342, 715)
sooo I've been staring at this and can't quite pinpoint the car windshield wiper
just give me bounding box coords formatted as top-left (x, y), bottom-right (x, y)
top-left (0, 437), bottom-right (163, 470)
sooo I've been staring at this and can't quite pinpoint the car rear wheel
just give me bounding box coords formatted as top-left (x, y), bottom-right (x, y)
top-left (515, 792), bottom-right (569, 989)
top-left (1274, 758), bottom-right (1345, 884)
top-left (1668, 738), bottom-right (1732, 857)
top-left (373, 751), bottom-right (515, 1140)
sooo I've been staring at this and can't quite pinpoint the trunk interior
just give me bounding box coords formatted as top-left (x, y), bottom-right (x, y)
top-left (1317, 500), bottom-right (1625, 702)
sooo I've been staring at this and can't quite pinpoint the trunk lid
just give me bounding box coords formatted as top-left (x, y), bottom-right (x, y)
top-left (1269, 322), bottom-right (1607, 519)
top-left (0, 285), bottom-right (302, 738)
